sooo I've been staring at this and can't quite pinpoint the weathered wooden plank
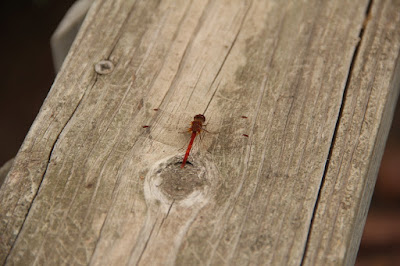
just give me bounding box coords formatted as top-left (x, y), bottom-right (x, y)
top-left (303, 0), bottom-right (400, 265)
top-left (0, 0), bottom-right (398, 265)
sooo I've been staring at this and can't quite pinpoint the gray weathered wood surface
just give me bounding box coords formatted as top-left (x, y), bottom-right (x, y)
top-left (1, 0), bottom-right (399, 265)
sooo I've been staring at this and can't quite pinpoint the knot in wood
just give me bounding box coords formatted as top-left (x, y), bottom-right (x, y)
top-left (159, 162), bottom-right (207, 200)
top-left (144, 156), bottom-right (214, 206)
top-left (161, 170), bottom-right (206, 200)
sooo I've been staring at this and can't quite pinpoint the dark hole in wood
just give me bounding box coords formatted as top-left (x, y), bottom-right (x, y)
top-left (175, 161), bottom-right (193, 166)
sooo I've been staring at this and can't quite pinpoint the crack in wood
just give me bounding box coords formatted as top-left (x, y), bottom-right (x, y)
top-left (136, 220), bottom-right (157, 265)
top-left (4, 73), bottom-right (99, 264)
top-left (300, 0), bottom-right (375, 264)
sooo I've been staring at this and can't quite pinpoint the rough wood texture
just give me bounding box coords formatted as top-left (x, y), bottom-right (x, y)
top-left (303, 1), bottom-right (400, 264)
top-left (1, 0), bottom-right (399, 265)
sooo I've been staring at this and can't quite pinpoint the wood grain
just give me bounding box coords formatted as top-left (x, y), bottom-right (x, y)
top-left (0, 0), bottom-right (399, 265)
top-left (303, 0), bottom-right (400, 265)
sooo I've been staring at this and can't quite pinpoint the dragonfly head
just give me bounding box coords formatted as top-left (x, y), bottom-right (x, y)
top-left (193, 114), bottom-right (206, 123)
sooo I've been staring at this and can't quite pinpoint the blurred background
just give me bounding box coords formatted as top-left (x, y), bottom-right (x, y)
top-left (0, 0), bottom-right (76, 163)
top-left (0, 1), bottom-right (399, 264)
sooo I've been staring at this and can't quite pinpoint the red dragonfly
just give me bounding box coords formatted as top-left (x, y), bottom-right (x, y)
top-left (181, 114), bottom-right (207, 168)
top-left (142, 109), bottom-right (248, 168)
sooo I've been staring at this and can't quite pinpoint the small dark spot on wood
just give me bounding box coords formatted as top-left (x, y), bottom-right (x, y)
top-left (251, 234), bottom-right (268, 252)
top-left (243, 134), bottom-right (249, 137)
top-left (86, 183), bottom-right (94, 189)
top-left (94, 60), bottom-right (114, 75)
top-left (241, 116), bottom-right (248, 118)
top-left (137, 99), bottom-right (144, 110)
top-left (142, 125), bottom-right (150, 128)
top-left (175, 161), bottom-right (193, 167)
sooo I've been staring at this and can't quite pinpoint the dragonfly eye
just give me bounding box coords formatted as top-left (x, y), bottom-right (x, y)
top-left (194, 114), bottom-right (206, 122)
